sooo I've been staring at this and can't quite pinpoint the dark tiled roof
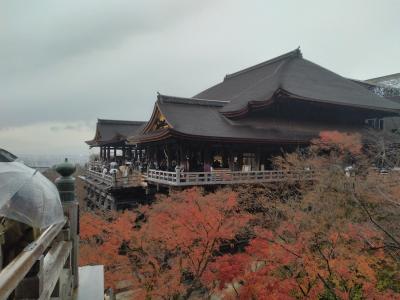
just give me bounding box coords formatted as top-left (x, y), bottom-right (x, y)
top-left (387, 96), bottom-right (400, 104)
top-left (129, 94), bottom-right (353, 144)
top-left (86, 119), bottom-right (146, 146)
top-left (194, 49), bottom-right (400, 115)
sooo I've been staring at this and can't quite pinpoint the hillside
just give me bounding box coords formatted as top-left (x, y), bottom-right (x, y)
top-left (78, 132), bottom-right (400, 299)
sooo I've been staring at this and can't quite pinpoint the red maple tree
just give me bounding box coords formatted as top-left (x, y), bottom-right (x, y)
top-left (79, 210), bottom-right (137, 288)
top-left (79, 130), bottom-right (400, 299)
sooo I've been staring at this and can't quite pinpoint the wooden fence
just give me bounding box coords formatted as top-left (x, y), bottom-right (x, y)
top-left (0, 218), bottom-right (76, 299)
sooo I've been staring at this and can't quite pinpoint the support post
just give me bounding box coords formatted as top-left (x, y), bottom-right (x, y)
top-left (122, 145), bottom-right (126, 161)
top-left (55, 158), bottom-right (79, 289)
top-left (127, 146), bottom-right (132, 160)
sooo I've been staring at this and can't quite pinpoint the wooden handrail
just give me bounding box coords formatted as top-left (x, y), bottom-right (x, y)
top-left (86, 168), bottom-right (142, 188)
top-left (0, 219), bottom-right (67, 300)
top-left (146, 169), bottom-right (314, 186)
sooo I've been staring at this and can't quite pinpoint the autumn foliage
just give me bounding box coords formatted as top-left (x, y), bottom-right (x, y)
top-left (80, 131), bottom-right (400, 299)
top-left (79, 210), bottom-right (137, 287)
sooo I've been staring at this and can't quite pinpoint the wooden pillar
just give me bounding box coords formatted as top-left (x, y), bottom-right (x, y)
top-left (154, 147), bottom-right (158, 167)
top-left (122, 145), bottom-right (126, 161)
top-left (127, 146), bottom-right (132, 160)
top-left (238, 153), bottom-right (243, 171)
top-left (113, 147), bottom-right (117, 161)
top-left (203, 145), bottom-right (211, 165)
top-left (227, 147), bottom-right (234, 171)
top-left (107, 147), bottom-right (110, 162)
top-left (176, 143), bottom-right (181, 166)
top-left (255, 147), bottom-right (261, 171)
top-left (179, 142), bottom-right (184, 168)
top-left (165, 145), bottom-right (171, 169)
top-left (222, 147), bottom-right (228, 168)
top-left (146, 146), bottom-right (151, 165)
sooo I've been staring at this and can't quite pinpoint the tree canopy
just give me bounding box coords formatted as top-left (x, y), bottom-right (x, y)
top-left (80, 131), bottom-right (400, 299)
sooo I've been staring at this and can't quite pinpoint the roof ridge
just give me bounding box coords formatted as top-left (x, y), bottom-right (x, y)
top-left (98, 119), bottom-right (146, 125)
top-left (224, 47), bottom-right (302, 80)
top-left (349, 78), bottom-right (379, 88)
top-left (157, 94), bottom-right (229, 107)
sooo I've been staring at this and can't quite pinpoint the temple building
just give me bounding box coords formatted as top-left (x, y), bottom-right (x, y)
top-left (83, 49), bottom-right (400, 201)
top-left (86, 119), bottom-right (145, 163)
top-left (128, 49), bottom-right (400, 175)
top-left (84, 119), bottom-right (147, 210)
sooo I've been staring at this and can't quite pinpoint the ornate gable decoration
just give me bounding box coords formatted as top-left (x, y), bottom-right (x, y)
top-left (143, 104), bottom-right (171, 134)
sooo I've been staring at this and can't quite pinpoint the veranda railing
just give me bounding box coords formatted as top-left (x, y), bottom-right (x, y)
top-left (86, 169), bottom-right (143, 188)
top-left (146, 168), bottom-right (314, 186)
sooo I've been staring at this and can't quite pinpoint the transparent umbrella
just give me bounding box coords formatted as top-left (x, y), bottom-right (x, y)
top-left (0, 161), bottom-right (64, 229)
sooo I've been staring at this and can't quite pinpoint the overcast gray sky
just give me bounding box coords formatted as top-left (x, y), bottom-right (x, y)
top-left (1, 0), bottom-right (399, 156)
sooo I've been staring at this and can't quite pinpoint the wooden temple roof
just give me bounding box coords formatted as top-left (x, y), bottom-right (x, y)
top-left (129, 94), bottom-right (365, 144)
top-left (74, 48), bottom-right (400, 148)
top-left (128, 49), bottom-right (400, 145)
top-left (86, 119), bottom-right (146, 147)
top-left (194, 48), bottom-right (400, 117)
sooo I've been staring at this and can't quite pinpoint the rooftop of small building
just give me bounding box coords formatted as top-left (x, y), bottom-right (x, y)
top-left (86, 119), bottom-right (146, 147)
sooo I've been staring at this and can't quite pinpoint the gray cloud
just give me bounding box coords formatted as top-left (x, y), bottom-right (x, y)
top-left (0, 0), bottom-right (399, 154)
top-left (0, 0), bottom-right (216, 128)
top-left (50, 122), bottom-right (93, 132)
top-left (0, 1), bottom-right (211, 78)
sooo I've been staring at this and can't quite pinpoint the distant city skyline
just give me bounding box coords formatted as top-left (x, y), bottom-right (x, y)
top-left (1, 0), bottom-right (399, 155)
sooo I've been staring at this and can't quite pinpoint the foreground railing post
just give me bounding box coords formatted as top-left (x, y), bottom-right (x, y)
top-left (55, 158), bottom-right (79, 289)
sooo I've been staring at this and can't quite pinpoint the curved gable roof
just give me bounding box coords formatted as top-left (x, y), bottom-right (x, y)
top-left (194, 49), bottom-right (400, 116)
